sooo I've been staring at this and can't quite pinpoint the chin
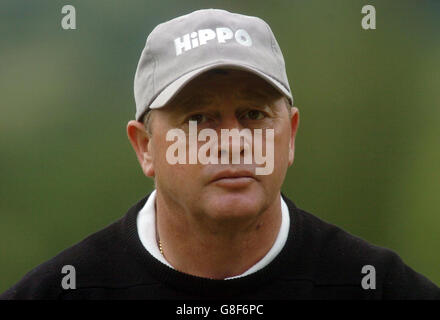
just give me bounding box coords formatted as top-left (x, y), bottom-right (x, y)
top-left (203, 188), bottom-right (266, 221)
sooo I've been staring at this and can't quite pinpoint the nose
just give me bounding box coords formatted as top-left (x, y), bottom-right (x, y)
top-left (218, 114), bottom-right (242, 132)
top-left (216, 116), bottom-right (251, 164)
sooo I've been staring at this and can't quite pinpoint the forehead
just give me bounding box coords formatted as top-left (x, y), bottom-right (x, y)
top-left (165, 69), bottom-right (282, 112)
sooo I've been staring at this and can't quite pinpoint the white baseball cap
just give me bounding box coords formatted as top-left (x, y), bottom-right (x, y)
top-left (134, 8), bottom-right (293, 121)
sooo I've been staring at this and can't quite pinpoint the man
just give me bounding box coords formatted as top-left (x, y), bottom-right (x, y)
top-left (1, 8), bottom-right (439, 300)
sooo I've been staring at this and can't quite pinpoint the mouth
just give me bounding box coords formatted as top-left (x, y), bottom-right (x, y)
top-left (210, 169), bottom-right (257, 188)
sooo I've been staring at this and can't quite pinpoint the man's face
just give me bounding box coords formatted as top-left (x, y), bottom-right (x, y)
top-left (131, 69), bottom-right (299, 223)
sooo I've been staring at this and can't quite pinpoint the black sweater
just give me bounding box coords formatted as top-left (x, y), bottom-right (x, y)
top-left (1, 193), bottom-right (439, 300)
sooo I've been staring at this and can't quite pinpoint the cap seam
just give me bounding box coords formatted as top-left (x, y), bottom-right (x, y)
top-left (262, 19), bottom-right (284, 79)
top-left (152, 50), bottom-right (157, 100)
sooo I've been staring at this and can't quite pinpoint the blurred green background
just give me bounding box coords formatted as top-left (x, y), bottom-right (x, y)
top-left (1, 0), bottom-right (439, 292)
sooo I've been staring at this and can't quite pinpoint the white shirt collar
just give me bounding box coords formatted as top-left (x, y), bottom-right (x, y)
top-left (136, 189), bottom-right (290, 279)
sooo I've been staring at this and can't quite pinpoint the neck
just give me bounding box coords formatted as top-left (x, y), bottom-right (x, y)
top-left (155, 190), bottom-right (282, 279)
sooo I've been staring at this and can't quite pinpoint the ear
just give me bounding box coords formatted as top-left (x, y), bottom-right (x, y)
top-left (288, 107), bottom-right (300, 166)
top-left (127, 120), bottom-right (155, 177)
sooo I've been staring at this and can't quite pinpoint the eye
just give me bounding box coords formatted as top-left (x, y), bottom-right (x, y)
top-left (243, 109), bottom-right (265, 120)
top-left (187, 113), bottom-right (208, 124)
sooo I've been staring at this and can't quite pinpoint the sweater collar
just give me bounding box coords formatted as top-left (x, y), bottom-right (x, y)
top-left (123, 192), bottom-right (301, 298)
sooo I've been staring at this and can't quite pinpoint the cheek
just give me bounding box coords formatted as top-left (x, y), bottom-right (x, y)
top-left (271, 123), bottom-right (292, 175)
top-left (273, 121), bottom-right (291, 156)
top-left (151, 133), bottom-right (202, 189)
top-left (152, 135), bottom-right (180, 174)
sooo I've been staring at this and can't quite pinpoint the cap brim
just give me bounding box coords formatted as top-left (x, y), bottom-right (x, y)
top-left (148, 62), bottom-right (293, 111)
